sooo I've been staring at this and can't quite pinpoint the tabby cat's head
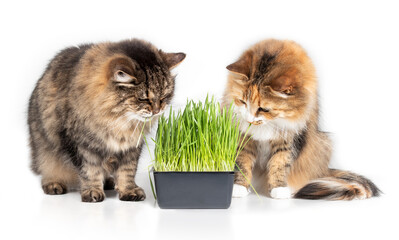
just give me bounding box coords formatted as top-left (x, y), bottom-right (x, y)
top-left (77, 39), bottom-right (185, 122)
top-left (224, 39), bottom-right (317, 131)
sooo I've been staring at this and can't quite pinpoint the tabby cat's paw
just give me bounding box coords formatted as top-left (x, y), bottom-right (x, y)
top-left (270, 187), bottom-right (292, 199)
top-left (232, 184), bottom-right (249, 198)
top-left (81, 188), bottom-right (105, 203)
top-left (42, 182), bottom-right (67, 195)
top-left (119, 187), bottom-right (146, 201)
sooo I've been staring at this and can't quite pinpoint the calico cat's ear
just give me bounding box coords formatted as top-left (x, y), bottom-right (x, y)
top-left (226, 52), bottom-right (253, 80)
top-left (269, 76), bottom-right (297, 96)
top-left (159, 51), bottom-right (186, 69)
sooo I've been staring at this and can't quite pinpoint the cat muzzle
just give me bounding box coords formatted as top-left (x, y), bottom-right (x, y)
top-left (248, 120), bottom-right (263, 125)
top-left (152, 108), bottom-right (160, 115)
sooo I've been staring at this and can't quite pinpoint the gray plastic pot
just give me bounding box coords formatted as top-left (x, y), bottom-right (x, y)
top-left (153, 171), bottom-right (235, 209)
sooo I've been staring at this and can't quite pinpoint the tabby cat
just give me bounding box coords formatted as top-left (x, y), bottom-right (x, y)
top-left (28, 39), bottom-right (185, 202)
top-left (223, 39), bottom-right (380, 200)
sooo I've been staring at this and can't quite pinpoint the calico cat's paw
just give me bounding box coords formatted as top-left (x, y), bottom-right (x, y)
top-left (81, 188), bottom-right (105, 203)
top-left (119, 187), bottom-right (146, 201)
top-left (270, 187), bottom-right (292, 199)
top-left (232, 184), bottom-right (249, 198)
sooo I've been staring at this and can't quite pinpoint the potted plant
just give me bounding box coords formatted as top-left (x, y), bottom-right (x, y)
top-left (147, 96), bottom-right (250, 209)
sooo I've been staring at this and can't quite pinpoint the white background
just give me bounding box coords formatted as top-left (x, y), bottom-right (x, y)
top-left (1, 0), bottom-right (398, 239)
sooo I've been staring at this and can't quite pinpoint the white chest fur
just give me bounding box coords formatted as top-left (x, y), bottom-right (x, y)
top-left (102, 115), bottom-right (145, 153)
top-left (240, 121), bottom-right (280, 141)
top-left (104, 135), bottom-right (139, 152)
top-left (235, 104), bottom-right (306, 141)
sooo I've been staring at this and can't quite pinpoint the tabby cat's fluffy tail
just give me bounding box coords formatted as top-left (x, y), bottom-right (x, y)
top-left (294, 169), bottom-right (381, 200)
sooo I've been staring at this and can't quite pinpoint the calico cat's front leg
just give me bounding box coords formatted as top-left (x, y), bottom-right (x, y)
top-left (114, 147), bottom-right (146, 201)
top-left (233, 139), bottom-right (257, 197)
top-left (267, 141), bottom-right (293, 199)
top-left (78, 148), bottom-right (106, 203)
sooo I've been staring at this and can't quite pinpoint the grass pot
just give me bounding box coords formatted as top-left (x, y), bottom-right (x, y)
top-left (153, 171), bottom-right (235, 209)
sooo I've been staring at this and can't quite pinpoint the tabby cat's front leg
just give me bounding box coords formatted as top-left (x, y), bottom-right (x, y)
top-left (267, 141), bottom-right (293, 199)
top-left (78, 148), bottom-right (106, 203)
top-left (114, 147), bottom-right (146, 201)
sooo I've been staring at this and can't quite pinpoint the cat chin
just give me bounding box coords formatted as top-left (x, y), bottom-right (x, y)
top-left (124, 111), bottom-right (153, 122)
top-left (124, 109), bottom-right (166, 123)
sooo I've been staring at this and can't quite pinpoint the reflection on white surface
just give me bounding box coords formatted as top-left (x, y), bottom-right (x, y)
top-left (5, 171), bottom-right (381, 240)
top-left (0, 127), bottom-right (392, 240)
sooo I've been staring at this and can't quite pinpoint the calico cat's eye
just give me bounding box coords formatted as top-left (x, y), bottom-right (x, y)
top-left (258, 107), bottom-right (270, 113)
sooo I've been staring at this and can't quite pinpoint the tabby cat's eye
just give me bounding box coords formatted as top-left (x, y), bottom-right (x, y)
top-left (160, 93), bottom-right (173, 102)
top-left (138, 98), bottom-right (150, 103)
top-left (258, 107), bottom-right (270, 113)
top-left (239, 99), bottom-right (247, 106)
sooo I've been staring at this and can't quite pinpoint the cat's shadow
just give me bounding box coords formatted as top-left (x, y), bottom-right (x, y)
top-left (104, 190), bottom-right (118, 198)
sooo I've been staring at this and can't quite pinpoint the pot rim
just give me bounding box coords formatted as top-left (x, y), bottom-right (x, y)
top-left (153, 170), bottom-right (236, 174)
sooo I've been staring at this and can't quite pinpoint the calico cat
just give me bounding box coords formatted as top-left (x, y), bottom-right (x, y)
top-left (223, 39), bottom-right (380, 200)
top-left (28, 39), bottom-right (185, 202)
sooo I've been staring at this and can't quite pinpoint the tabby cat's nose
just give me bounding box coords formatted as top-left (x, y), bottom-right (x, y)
top-left (151, 100), bottom-right (161, 115)
top-left (153, 108), bottom-right (160, 115)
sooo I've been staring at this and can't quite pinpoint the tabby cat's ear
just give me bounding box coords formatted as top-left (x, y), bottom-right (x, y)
top-left (226, 52), bottom-right (252, 80)
top-left (108, 57), bottom-right (138, 83)
top-left (114, 70), bottom-right (136, 83)
top-left (159, 51), bottom-right (186, 69)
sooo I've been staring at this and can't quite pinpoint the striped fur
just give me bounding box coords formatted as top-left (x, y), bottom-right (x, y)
top-left (28, 39), bottom-right (185, 202)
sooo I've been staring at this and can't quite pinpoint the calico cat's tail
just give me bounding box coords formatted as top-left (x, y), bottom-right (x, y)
top-left (293, 169), bottom-right (381, 200)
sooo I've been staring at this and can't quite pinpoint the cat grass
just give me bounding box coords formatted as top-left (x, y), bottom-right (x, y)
top-left (151, 96), bottom-right (249, 172)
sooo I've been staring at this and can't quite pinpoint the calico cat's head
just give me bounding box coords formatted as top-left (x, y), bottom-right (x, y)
top-left (224, 39), bottom-right (317, 136)
top-left (76, 39), bottom-right (185, 122)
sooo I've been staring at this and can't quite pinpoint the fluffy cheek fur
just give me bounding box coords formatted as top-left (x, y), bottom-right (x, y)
top-left (124, 103), bottom-right (169, 122)
top-left (103, 90), bottom-right (171, 122)
top-left (234, 103), bottom-right (306, 141)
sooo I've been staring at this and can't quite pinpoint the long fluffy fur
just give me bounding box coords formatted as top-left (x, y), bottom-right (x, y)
top-left (294, 169), bottom-right (381, 200)
top-left (28, 39), bottom-right (185, 202)
top-left (223, 39), bottom-right (380, 200)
